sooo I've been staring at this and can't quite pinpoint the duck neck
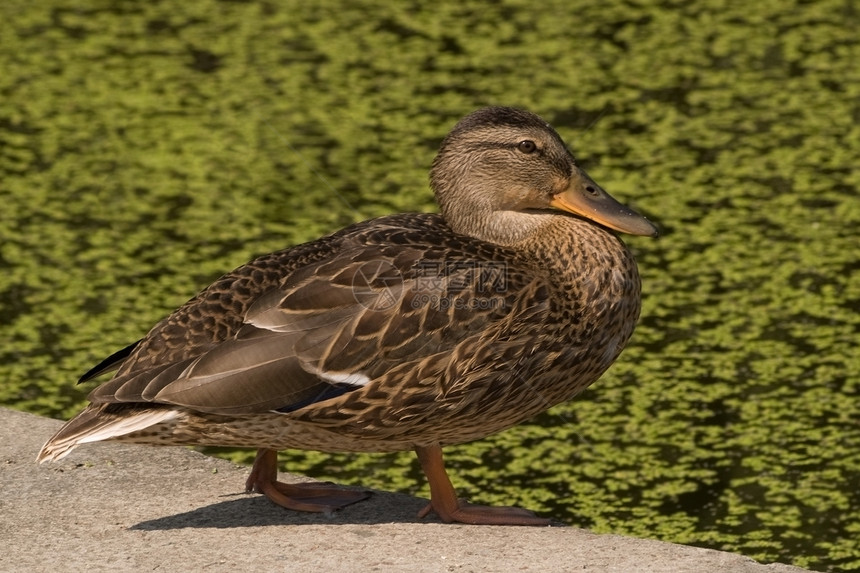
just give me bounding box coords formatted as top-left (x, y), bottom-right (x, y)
top-left (516, 214), bottom-right (641, 306)
top-left (445, 209), bottom-right (556, 247)
top-left (444, 205), bottom-right (640, 302)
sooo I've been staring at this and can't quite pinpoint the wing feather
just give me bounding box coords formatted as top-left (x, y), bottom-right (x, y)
top-left (80, 222), bottom-right (550, 416)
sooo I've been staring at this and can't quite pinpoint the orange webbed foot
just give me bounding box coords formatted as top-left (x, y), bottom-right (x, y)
top-left (414, 444), bottom-right (551, 526)
top-left (246, 449), bottom-right (370, 513)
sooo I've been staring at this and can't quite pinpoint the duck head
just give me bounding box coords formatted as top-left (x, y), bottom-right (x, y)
top-left (430, 107), bottom-right (658, 244)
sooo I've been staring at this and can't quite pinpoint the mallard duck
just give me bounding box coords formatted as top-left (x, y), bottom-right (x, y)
top-left (39, 107), bottom-right (656, 525)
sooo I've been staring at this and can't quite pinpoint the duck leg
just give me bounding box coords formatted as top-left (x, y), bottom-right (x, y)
top-left (414, 443), bottom-right (551, 526)
top-left (246, 448), bottom-right (371, 512)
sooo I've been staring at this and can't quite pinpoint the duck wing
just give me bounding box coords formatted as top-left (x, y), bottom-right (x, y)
top-left (86, 234), bottom-right (546, 416)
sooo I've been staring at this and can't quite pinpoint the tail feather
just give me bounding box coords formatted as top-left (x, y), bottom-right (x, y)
top-left (37, 404), bottom-right (179, 462)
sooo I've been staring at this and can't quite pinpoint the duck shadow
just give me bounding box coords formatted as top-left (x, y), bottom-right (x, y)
top-left (130, 490), bottom-right (432, 530)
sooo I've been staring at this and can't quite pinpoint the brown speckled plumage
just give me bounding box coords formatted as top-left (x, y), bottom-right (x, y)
top-left (39, 107), bottom-right (656, 525)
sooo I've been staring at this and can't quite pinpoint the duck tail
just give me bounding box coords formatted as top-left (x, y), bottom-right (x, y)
top-left (37, 404), bottom-right (179, 462)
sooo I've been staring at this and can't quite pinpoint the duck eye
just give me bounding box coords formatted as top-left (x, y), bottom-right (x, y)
top-left (516, 140), bottom-right (537, 154)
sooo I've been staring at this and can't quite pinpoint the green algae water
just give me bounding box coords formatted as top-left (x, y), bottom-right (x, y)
top-left (1, 1), bottom-right (858, 570)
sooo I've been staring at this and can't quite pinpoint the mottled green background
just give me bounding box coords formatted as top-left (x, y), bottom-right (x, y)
top-left (2, 1), bottom-right (858, 571)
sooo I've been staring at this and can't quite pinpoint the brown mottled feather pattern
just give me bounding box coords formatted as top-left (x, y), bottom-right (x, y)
top-left (47, 215), bottom-right (638, 454)
top-left (38, 106), bottom-right (650, 464)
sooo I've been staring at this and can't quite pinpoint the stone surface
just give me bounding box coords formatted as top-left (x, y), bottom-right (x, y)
top-left (1, 408), bottom-right (809, 572)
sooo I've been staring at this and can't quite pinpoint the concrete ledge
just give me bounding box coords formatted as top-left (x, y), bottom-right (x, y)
top-left (1, 408), bottom-right (808, 572)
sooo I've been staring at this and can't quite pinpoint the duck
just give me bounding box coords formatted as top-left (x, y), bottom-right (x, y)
top-left (38, 106), bottom-right (657, 525)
